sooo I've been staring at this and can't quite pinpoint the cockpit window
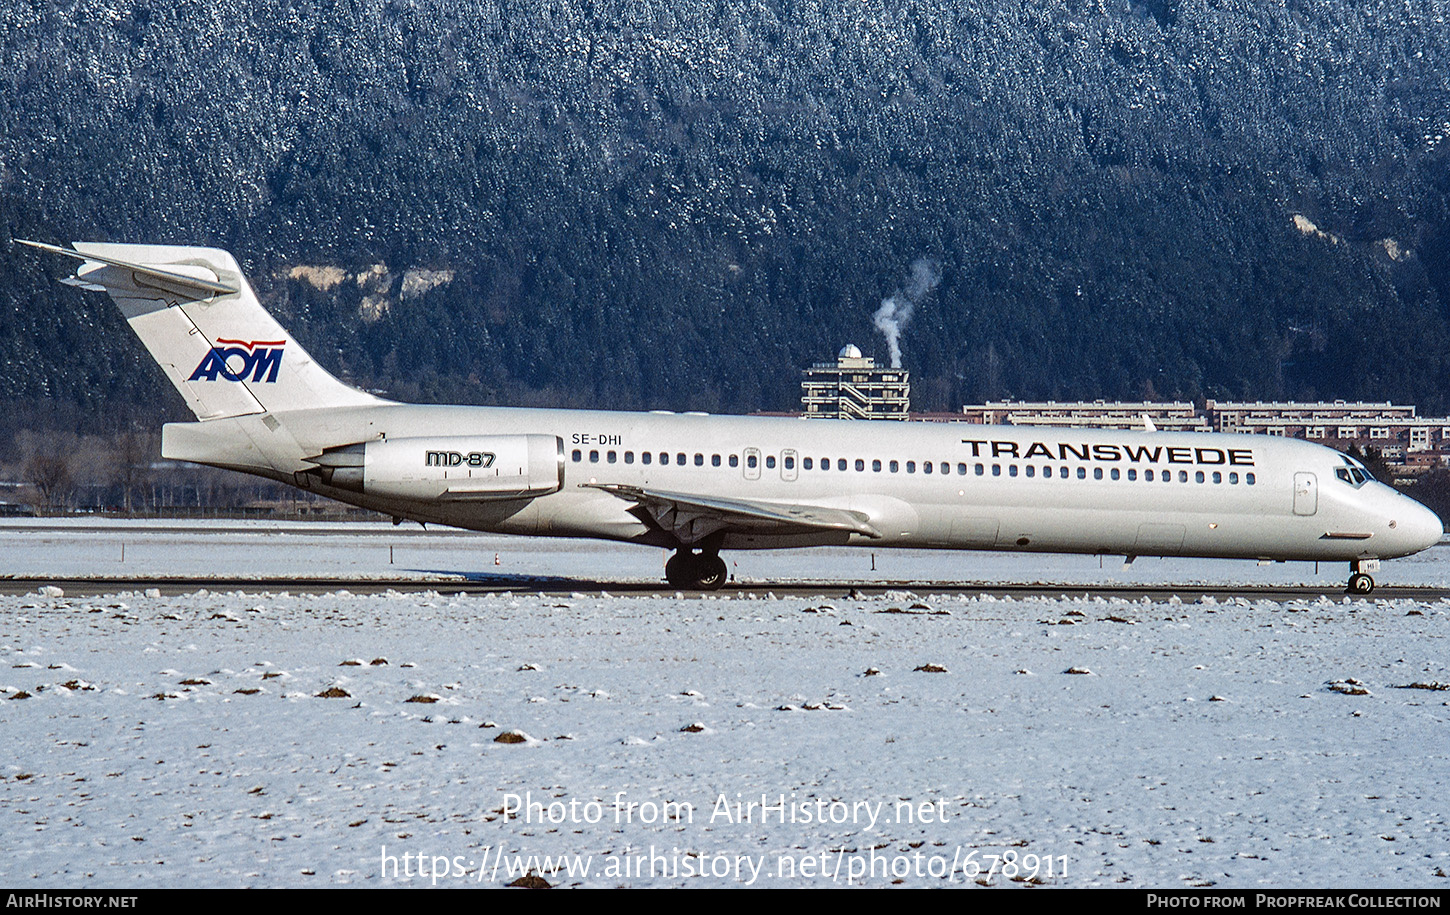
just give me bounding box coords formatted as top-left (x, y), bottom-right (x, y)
top-left (1336, 455), bottom-right (1371, 488)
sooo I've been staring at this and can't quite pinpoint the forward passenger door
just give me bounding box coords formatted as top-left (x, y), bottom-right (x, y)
top-left (1293, 472), bottom-right (1317, 516)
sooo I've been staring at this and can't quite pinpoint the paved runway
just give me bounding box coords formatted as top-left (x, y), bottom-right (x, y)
top-left (6, 519), bottom-right (1444, 600)
top-left (3, 574), bottom-right (1446, 601)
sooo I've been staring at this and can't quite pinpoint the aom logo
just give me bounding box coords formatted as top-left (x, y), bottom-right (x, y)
top-left (188, 338), bottom-right (285, 383)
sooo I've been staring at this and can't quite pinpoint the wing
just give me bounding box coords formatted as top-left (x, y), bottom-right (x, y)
top-left (582, 483), bottom-right (881, 544)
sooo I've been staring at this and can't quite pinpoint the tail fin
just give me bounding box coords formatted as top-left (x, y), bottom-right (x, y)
top-left (20, 240), bottom-right (382, 420)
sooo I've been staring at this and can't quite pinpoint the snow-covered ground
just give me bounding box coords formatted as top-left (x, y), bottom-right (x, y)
top-left (2, 521), bottom-right (1448, 887)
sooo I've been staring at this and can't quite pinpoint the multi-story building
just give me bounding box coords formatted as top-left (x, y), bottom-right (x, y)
top-left (801, 345), bottom-right (910, 420)
top-left (1207, 400), bottom-right (1415, 434)
top-left (960, 400), bottom-right (1209, 432)
top-left (1203, 401), bottom-right (1450, 467)
top-left (955, 398), bottom-right (1450, 473)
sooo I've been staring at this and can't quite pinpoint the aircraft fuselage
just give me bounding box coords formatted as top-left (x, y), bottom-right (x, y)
top-left (162, 402), bottom-right (1443, 564)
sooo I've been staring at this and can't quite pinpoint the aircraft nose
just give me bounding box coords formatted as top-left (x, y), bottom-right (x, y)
top-left (1394, 497), bottom-right (1443, 555)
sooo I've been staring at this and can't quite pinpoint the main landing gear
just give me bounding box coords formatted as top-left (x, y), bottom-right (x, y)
top-left (1346, 559), bottom-right (1376, 595)
top-left (665, 548), bottom-right (728, 591)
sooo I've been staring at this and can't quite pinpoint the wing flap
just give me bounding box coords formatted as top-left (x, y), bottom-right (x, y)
top-left (583, 483), bottom-right (881, 543)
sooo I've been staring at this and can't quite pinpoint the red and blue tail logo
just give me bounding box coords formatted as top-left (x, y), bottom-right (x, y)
top-left (188, 338), bottom-right (285, 383)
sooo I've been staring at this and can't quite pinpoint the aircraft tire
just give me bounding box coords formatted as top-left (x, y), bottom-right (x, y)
top-left (665, 553), bottom-right (694, 588)
top-left (665, 552), bottom-right (728, 590)
top-left (1347, 572), bottom-right (1375, 595)
top-left (697, 555), bottom-right (728, 591)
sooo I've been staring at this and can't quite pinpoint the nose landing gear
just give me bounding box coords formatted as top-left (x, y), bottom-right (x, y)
top-left (1346, 559), bottom-right (1377, 595)
top-left (665, 549), bottom-right (729, 591)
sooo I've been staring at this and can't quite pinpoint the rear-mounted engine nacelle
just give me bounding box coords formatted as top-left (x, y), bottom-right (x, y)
top-left (301, 434), bottom-right (564, 501)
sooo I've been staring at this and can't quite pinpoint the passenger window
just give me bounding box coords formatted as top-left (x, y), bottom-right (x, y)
top-left (747, 454), bottom-right (758, 469)
top-left (677, 453), bottom-right (686, 466)
top-left (590, 450), bottom-right (600, 463)
top-left (1229, 472), bottom-right (1238, 484)
top-left (993, 464), bottom-right (1001, 477)
top-left (924, 461), bottom-right (934, 475)
top-left (785, 456), bottom-right (795, 470)
top-left (957, 463), bottom-right (967, 475)
top-left (803, 457), bottom-right (813, 470)
top-left (1178, 471), bottom-right (1188, 483)
top-left (608, 451), bottom-right (617, 463)
top-left (572, 449), bottom-right (582, 462)
top-left (854, 459), bottom-right (865, 471)
top-left (907, 461), bottom-right (916, 473)
top-left (766, 455), bottom-right (776, 469)
top-left (1145, 469), bottom-right (1153, 481)
top-left (712, 454), bottom-right (721, 467)
top-left (1025, 465), bottom-right (1035, 478)
top-left (659, 452), bottom-right (668, 465)
top-left (1094, 467), bottom-right (1103, 480)
top-left (1077, 467), bottom-right (1086, 479)
top-left (625, 451), bottom-right (634, 464)
top-left (941, 463), bottom-right (950, 475)
top-left (837, 459), bottom-right (847, 471)
top-left (890, 460), bottom-right (900, 473)
top-left (975, 463), bottom-right (984, 476)
top-left (1127, 469), bottom-right (1136, 481)
top-left (1110, 468), bottom-right (1120, 480)
top-left (1246, 473), bottom-right (1256, 485)
top-left (872, 459), bottom-right (882, 472)
top-left (642, 452), bottom-right (652, 465)
top-left (1212, 471), bottom-right (1221, 483)
top-left (1009, 465), bottom-right (1019, 477)
top-left (694, 453), bottom-right (704, 466)
top-left (729, 454), bottom-right (738, 468)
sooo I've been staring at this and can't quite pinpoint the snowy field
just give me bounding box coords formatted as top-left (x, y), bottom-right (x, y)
top-left (2, 520), bottom-right (1449, 888)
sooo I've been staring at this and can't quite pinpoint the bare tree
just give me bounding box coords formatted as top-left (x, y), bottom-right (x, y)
top-left (25, 452), bottom-right (74, 512)
top-left (111, 429), bottom-right (155, 515)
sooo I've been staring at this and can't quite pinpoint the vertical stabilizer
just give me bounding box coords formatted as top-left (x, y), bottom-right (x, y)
top-left (22, 240), bottom-right (382, 420)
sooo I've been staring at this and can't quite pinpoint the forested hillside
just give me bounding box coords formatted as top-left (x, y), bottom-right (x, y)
top-left (2, 0), bottom-right (1448, 434)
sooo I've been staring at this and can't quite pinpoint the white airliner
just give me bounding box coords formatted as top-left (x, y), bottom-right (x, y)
top-left (21, 240), bottom-right (1444, 593)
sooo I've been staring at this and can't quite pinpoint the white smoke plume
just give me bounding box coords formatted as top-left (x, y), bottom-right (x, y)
top-left (873, 257), bottom-right (942, 368)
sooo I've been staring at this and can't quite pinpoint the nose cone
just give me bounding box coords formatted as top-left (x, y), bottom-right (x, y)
top-left (1390, 495), bottom-right (1444, 557)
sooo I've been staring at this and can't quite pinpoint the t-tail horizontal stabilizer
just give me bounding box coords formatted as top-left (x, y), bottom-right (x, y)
top-left (17, 238), bottom-right (240, 298)
top-left (19, 239), bottom-right (382, 421)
